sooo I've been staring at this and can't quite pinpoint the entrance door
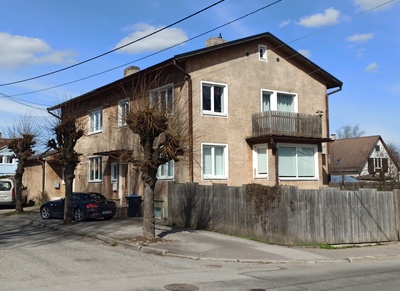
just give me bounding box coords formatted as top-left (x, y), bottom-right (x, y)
top-left (118, 163), bottom-right (130, 206)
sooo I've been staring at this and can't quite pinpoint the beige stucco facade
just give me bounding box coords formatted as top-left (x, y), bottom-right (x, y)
top-left (47, 33), bottom-right (342, 216)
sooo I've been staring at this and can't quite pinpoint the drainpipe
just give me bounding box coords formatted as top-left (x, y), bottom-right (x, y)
top-left (37, 157), bottom-right (46, 198)
top-left (173, 60), bottom-right (194, 182)
top-left (325, 86), bottom-right (342, 183)
top-left (271, 139), bottom-right (279, 186)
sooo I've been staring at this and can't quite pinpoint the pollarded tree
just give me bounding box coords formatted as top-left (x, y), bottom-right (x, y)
top-left (7, 115), bottom-right (37, 212)
top-left (47, 103), bottom-right (85, 224)
top-left (122, 74), bottom-right (186, 239)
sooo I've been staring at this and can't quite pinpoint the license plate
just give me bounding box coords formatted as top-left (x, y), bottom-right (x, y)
top-left (102, 210), bottom-right (112, 214)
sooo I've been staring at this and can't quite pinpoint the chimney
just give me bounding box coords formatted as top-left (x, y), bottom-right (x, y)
top-left (206, 33), bottom-right (227, 47)
top-left (124, 66), bottom-right (140, 77)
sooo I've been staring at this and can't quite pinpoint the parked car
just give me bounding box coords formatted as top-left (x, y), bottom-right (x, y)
top-left (0, 178), bottom-right (28, 206)
top-left (40, 192), bottom-right (116, 221)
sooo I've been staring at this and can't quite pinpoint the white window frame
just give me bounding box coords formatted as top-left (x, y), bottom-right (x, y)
top-left (118, 99), bottom-right (129, 127)
top-left (201, 143), bottom-right (228, 180)
top-left (89, 108), bottom-right (103, 134)
top-left (5, 156), bottom-right (14, 164)
top-left (149, 83), bottom-right (174, 114)
top-left (201, 81), bottom-right (228, 117)
top-left (157, 160), bottom-right (174, 180)
top-left (111, 162), bottom-right (118, 183)
top-left (88, 156), bottom-right (103, 182)
top-left (261, 89), bottom-right (298, 113)
top-left (253, 143), bottom-right (268, 179)
top-left (277, 143), bottom-right (318, 181)
top-left (258, 44), bottom-right (267, 61)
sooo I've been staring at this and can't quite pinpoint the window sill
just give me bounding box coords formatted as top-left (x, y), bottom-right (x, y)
top-left (88, 130), bottom-right (103, 136)
top-left (202, 112), bottom-right (228, 117)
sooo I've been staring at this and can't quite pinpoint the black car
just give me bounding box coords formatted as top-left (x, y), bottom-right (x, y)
top-left (40, 192), bottom-right (116, 222)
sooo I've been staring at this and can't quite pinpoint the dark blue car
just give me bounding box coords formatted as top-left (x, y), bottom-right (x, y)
top-left (40, 192), bottom-right (116, 222)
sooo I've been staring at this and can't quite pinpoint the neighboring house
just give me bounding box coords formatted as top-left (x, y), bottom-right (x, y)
top-left (0, 133), bottom-right (17, 177)
top-left (22, 150), bottom-right (65, 201)
top-left (330, 135), bottom-right (400, 182)
top-left (47, 32), bottom-right (342, 217)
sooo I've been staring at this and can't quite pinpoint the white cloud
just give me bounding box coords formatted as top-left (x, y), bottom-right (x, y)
top-left (279, 19), bottom-right (291, 28)
top-left (114, 23), bottom-right (188, 54)
top-left (298, 50), bottom-right (311, 58)
top-left (347, 33), bottom-right (374, 42)
top-left (298, 8), bottom-right (340, 28)
top-left (0, 32), bottom-right (75, 69)
top-left (353, 0), bottom-right (396, 11)
top-left (365, 62), bottom-right (378, 72)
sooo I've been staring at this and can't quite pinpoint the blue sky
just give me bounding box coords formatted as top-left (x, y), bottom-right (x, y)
top-left (1, 0), bottom-right (399, 145)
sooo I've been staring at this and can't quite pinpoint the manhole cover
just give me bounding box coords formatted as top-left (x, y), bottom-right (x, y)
top-left (206, 264), bottom-right (222, 268)
top-left (164, 283), bottom-right (199, 291)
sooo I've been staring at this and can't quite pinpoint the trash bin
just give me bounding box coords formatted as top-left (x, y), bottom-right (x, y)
top-left (126, 195), bottom-right (142, 217)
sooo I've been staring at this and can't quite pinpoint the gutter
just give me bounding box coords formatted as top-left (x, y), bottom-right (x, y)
top-left (173, 60), bottom-right (194, 182)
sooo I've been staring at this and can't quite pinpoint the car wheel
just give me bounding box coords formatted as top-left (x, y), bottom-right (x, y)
top-left (103, 216), bottom-right (113, 220)
top-left (74, 208), bottom-right (85, 222)
top-left (41, 206), bottom-right (51, 219)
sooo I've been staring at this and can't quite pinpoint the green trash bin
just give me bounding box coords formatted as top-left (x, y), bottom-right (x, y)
top-left (126, 195), bottom-right (142, 217)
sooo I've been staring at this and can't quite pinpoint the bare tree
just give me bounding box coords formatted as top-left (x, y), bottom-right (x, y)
top-left (7, 115), bottom-right (37, 212)
top-left (47, 103), bottom-right (85, 224)
top-left (121, 74), bottom-right (186, 239)
top-left (386, 141), bottom-right (400, 182)
top-left (336, 124), bottom-right (365, 139)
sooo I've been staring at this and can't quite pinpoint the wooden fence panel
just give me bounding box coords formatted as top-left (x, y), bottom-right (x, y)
top-left (168, 183), bottom-right (400, 245)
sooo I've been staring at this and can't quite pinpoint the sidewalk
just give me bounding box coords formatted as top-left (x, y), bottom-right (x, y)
top-left (5, 207), bottom-right (400, 264)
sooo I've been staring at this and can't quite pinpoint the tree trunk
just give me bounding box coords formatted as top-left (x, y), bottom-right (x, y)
top-left (14, 165), bottom-right (24, 212)
top-left (63, 164), bottom-right (75, 224)
top-left (143, 183), bottom-right (155, 239)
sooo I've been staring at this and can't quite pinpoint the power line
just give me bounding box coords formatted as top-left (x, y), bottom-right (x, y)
top-left (0, 0), bottom-right (225, 87)
top-left (7, 0), bottom-right (285, 99)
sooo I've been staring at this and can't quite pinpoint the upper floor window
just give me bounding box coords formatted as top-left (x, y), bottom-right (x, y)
top-left (258, 44), bottom-right (267, 61)
top-left (262, 90), bottom-right (297, 113)
top-left (157, 160), bottom-right (174, 180)
top-left (368, 157), bottom-right (388, 173)
top-left (201, 81), bottom-right (228, 116)
top-left (253, 144), bottom-right (268, 179)
top-left (202, 143), bottom-right (228, 179)
top-left (89, 108), bottom-right (103, 134)
top-left (278, 144), bottom-right (318, 180)
top-left (88, 156), bottom-right (102, 182)
top-left (118, 99), bottom-right (129, 127)
top-left (150, 84), bottom-right (174, 114)
top-left (6, 156), bottom-right (14, 164)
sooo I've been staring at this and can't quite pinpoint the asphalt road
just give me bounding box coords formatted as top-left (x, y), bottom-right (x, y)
top-left (2, 214), bottom-right (400, 290)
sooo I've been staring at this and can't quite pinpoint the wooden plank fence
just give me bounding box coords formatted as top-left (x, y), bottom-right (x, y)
top-left (168, 182), bottom-right (400, 245)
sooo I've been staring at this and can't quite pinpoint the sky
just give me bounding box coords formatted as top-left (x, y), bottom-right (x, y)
top-left (0, 0), bottom-right (399, 146)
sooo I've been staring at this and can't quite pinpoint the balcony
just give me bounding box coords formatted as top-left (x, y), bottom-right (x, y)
top-left (252, 111), bottom-right (322, 138)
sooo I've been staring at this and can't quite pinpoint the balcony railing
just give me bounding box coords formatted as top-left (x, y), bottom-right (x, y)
top-left (252, 111), bottom-right (322, 138)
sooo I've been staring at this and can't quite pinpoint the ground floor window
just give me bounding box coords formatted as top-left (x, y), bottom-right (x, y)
top-left (89, 156), bottom-right (103, 182)
top-left (157, 160), bottom-right (174, 179)
top-left (278, 144), bottom-right (318, 180)
top-left (202, 143), bottom-right (228, 179)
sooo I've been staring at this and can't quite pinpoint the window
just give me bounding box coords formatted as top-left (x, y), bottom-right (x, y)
top-left (278, 144), bottom-right (318, 180)
top-left (202, 143), bottom-right (228, 179)
top-left (118, 99), bottom-right (129, 127)
top-left (258, 44), bottom-right (267, 61)
top-left (6, 156), bottom-right (14, 164)
top-left (368, 158), bottom-right (388, 173)
top-left (88, 157), bottom-right (102, 182)
top-left (0, 156), bottom-right (3, 164)
top-left (262, 90), bottom-right (297, 113)
top-left (89, 109), bottom-right (103, 133)
top-left (150, 84), bottom-right (174, 114)
top-left (201, 82), bottom-right (228, 116)
top-left (375, 145), bottom-right (381, 152)
top-left (157, 160), bottom-right (174, 179)
top-left (111, 162), bottom-right (118, 183)
top-left (253, 144), bottom-right (268, 178)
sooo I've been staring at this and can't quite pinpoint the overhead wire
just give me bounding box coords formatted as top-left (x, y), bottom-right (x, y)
top-left (5, 0), bottom-right (284, 101)
top-left (0, 0), bottom-right (225, 87)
